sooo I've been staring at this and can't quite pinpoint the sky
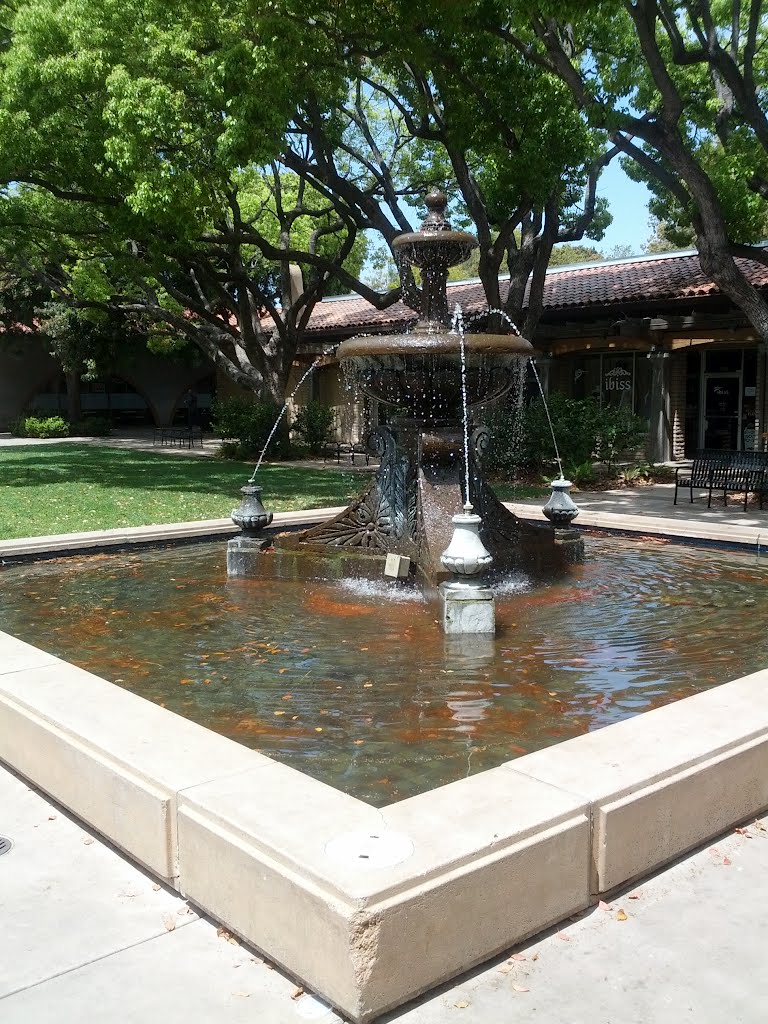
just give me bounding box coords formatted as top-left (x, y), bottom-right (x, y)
top-left (594, 160), bottom-right (655, 257)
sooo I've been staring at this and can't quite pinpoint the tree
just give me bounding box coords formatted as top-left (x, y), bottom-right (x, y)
top-left (0, 0), bottom-right (619, 412)
top-left (644, 215), bottom-right (694, 253)
top-left (0, 0), bottom-right (391, 406)
top-left (550, 243), bottom-right (604, 265)
top-left (280, 2), bottom-right (614, 338)
top-left (503, 1), bottom-right (768, 342)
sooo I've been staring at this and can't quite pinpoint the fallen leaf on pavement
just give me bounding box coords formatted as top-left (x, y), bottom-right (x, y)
top-left (531, 953), bottom-right (540, 961)
top-left (598, 900), bottom-right (612, 911)
top-left (83, 837), bottom-right (94, 845)
top-left (628, 894), bottom-right (641, 900)
top-left (152, 883), bottom-right (161, 891)
top-left (512, 985), bottom-right (530, 993)
top-left (723, 856), bottom-right (732, 866)
top-left (454, 1000), bottom-right (470, 1009)
top-left (616, 909), bottom-right (628, 921)
top-left (291, 987), bottom-right (305, 1000)
top-left (509, 953), bottom-right (527, 961)
top-left (162, 914), bottom-right (176, 932)
top-left (556, 932), bottom-right (570, 941)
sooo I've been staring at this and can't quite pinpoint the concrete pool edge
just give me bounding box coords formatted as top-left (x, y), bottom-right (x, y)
top-left (1, 626), bottom-right (768, 1022)
top-left (2, 500), bottom-right (766, 564)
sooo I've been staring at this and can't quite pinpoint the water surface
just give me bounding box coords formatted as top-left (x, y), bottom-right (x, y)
top-left (2, 536), bottom-right (767, 805)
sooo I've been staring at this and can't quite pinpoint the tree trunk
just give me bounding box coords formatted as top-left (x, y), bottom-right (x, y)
top-left (65, 368), bottom-right (82, 423)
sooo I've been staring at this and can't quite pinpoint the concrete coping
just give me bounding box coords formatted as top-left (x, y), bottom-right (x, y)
top-left (0, 507), bottom-right (347, 561)
top-left (2, 509), bottom-right (768, 1019)
top-left (2, 622), bottom-right (768, 1022)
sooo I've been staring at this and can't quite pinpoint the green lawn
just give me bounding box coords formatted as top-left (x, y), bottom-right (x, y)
top-left (0, 444), bottom-right (365, 540)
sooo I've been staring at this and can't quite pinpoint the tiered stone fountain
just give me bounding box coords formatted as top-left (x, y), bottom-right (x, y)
top-left (228, 190), bottom-right (582, 590)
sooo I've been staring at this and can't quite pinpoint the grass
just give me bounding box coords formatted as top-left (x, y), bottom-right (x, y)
top-left (0, 444), bottom-right (366, 540)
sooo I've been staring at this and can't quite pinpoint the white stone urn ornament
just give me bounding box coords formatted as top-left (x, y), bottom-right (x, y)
top-left (440, 503), bottom-right (494, 580)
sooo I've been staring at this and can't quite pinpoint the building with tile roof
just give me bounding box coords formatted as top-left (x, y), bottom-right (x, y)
top-left (4, 247), bottom-right (768, 461)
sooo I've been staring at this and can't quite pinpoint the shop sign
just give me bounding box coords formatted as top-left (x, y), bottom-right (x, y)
top-left (603, 366), bottom-right (632, 392)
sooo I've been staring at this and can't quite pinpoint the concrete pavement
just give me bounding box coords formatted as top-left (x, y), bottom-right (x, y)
top-left (3, 761), bottom-right (767, 1023)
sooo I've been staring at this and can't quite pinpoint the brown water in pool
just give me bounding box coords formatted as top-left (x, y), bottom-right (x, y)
top-left (2, 535), bottom-right (767, 806)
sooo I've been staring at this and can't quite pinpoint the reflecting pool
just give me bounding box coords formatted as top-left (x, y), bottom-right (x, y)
top-left (2, 536), bottom-right (767, 806)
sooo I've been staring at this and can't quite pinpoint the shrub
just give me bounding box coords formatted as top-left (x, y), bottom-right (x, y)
top-left (481, 394), bottom-right (648, 479)
top-left (211, 397), bottom-right (283, 459)
top-left (484, 394), bottom-right (602, 478)
top-left (69, 417), bottom-right (112, 437)
top-left (593, 407), bottom-right (648, 468)
top-left (291, 401), bottom-right (335, 455)
top-left (15, 415), bottom-right (70, 438)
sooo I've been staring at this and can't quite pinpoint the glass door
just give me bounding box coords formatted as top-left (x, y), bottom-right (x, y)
top-left (702, 374), bottom-right (741, 449)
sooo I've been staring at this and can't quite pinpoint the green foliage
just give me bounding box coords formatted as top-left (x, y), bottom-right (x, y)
top-left (569, 461), bottom-right (597, 487)
top-left (483, 394), bottom-right (648, 479)
top-left (620, 461), bottom-right (675, 485)
top-left (14, 415), bottom-right (70, 438)
top-left (548, 244), bottom-right (604, 266)
top-left (594, 409), bottom-right (648, 469)
top-left (211, 396), bottom-right (282, 460)
top-left (291, 401), bottom-right (335, 455)
top-left (70, 416), bottom-right (112, 436)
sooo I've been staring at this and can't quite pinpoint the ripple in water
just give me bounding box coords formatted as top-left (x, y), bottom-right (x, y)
top-left (337, 578), bottom-right (425, 602)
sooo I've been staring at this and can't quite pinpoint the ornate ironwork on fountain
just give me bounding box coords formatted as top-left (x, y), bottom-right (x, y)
top-left (542, 478), bottom-right (580, 526)
top-left (231, 484), bottom-right (273, 535)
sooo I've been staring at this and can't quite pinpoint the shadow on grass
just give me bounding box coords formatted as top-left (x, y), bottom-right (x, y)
top-left (0, 445), bottom-right (363, 504)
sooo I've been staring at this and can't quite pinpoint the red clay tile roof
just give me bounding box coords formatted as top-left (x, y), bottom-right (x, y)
top-left (305, 250), bottom-right (768, 336)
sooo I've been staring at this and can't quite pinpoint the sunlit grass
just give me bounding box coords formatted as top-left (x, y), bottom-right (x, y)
top-left (0, 444), bottom-right (365, 540)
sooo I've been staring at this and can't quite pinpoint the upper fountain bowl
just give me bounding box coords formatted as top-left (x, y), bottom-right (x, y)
top-left (337, 189), bottom-right (534, 417)
top-left (392, 190), bottom-right (477, 270)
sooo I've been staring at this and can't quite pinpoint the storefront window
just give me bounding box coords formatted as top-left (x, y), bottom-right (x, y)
top-left (601, 355), bottom-right (634, 410)
top-left (564, 352), bottom-right (645, 415)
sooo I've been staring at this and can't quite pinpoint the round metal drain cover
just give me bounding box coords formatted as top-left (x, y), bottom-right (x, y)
top-left (0, 836), bottom-right (12, 857)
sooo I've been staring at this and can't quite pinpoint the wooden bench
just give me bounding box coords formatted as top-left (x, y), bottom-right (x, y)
top-left (674, 449), bottom-right (768, 511)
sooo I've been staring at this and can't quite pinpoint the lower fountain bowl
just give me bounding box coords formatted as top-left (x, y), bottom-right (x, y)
top-left (338, 332), bottom-right (533, 414)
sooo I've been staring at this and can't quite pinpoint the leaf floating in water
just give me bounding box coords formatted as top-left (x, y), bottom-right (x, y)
top-left (315, 727), bottom-right (323, 733)
top-left (354, 740), bottom-right (365, 745)
top-left (363, 682), bottom-right (373, 688)
top-left (273, 711), bottom-right (286, 717)
top-left (179, 679), bottom-right (193, 685)
top-left (278, 668), bottom-right (287, 674)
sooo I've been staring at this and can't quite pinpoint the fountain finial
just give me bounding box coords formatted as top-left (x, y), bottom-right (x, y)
top-left (421, 190), bottom-right (451, 232)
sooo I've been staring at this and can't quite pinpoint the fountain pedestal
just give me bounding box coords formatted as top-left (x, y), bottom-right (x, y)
top-left (439, 502), bottom-right (496, 634)
top-left (440, 581), bottom-right (496, 634)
